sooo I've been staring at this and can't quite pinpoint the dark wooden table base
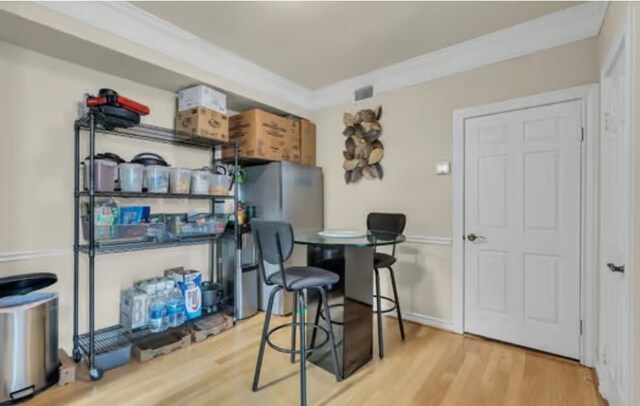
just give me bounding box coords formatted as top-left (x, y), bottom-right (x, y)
top-left (306, 245), bottom-right (374, 379)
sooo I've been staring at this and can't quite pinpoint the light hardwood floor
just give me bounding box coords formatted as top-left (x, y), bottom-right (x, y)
top-left (30, 314), bottom-right (606, 406)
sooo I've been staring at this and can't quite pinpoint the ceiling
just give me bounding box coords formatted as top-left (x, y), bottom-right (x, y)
top-left (134, 1), bottom-right (580, 90)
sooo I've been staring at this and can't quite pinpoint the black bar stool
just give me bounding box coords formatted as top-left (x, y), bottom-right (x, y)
top-left (367, 213), bottom-right (406, 358)
top-left (251, 220), bottom-right (341, 406)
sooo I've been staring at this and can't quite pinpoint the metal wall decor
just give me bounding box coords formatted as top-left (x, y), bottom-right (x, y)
top-left (342, 106), bottom-right (384, 184)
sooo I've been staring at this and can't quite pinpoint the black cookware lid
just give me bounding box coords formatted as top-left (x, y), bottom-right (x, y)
top-left (0, 273), bottom-right (57, 298)
top-left (131, 152), bottom-right (169, 167)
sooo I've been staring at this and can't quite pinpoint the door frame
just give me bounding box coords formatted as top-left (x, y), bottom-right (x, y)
top-left (596, 4), bottom-right (636, 404)
top-left (452, 84), bottom-right (599, 366)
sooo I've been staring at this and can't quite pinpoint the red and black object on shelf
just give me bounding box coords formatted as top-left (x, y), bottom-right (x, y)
top-left (86, 89), bottom-right (151, 129)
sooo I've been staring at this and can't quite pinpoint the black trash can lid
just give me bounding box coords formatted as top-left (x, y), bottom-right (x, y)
top-left (0, 273), bottom-right (57, 298)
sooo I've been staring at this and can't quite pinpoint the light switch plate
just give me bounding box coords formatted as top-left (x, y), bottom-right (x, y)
top-left (436, 161), bottom-right (451, 175)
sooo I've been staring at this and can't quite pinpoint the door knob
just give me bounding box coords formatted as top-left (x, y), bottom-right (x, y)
top-left (607, 263), bottom-right (625, 273)
top-left (466, 233), bottom-right (485, 242)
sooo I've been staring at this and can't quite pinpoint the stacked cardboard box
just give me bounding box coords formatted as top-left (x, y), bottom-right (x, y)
top-left (176, 107), bottom-right (229, 142)
top-left (175, 85), bottom-right (229, 142)
top-left (283, 117), bottom-right (301, 162)
top-left (223, 109), bottom-right (295, 161)
top-left (299, 119), bottom-right (316, 166)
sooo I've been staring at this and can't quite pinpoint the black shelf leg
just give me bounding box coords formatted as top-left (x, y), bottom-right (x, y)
top-left (87, 112), bottom-right (102, 379)
top-left (72, 123), bottom-right (82, 362)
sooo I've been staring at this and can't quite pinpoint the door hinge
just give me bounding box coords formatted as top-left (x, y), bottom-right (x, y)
top-left (580, 319), bottom-right (584, 335)
top-left (581, 127), bottom-right (585, 142)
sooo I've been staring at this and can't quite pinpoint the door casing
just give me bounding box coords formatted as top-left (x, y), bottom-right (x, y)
top-left (452, 84), bottom-right (599, 366)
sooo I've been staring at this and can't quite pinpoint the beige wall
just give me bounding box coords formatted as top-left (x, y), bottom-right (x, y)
top-left (312, 38), bottom-right (598, 324)
top-left (0, 23), bottom-right (608, 368)
top-left (0, 41), bottom-right (216, 352)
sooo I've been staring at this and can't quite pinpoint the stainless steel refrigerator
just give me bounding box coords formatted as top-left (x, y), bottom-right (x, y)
top-left (242, 161), bottom-right (323, 315)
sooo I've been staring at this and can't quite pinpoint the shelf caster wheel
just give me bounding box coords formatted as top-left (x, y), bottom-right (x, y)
top-left (72, 348), bottom-right (83, 363)
top-left (89, 368), bottom-right (103, 381)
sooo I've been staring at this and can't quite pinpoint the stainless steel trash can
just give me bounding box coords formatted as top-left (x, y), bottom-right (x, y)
top-left (0, 273), bottom-right (59, 404)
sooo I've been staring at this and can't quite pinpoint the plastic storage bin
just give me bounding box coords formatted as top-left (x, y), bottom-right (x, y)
top-left (82, 217), bottom-right (150, 244)
top-left (191, 170), bottom-right (210, 195)
top-left (84, 159), bottom-right (117, 192)
top-left (145, 165), bottom-right (169, 193)
top-left (209, 174), bottom-right (230, 196)
top-left (169, 168), bottom-right (191, 194)
top-left (119, 163), bottom-right (144, 192)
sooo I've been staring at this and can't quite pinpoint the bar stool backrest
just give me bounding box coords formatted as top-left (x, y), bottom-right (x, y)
top-left (366, 213), bottom-right (406, 256)
top-left (251, 219), bottom-right (294, 287)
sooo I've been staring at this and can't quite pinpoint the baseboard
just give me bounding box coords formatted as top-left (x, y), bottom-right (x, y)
top-left (387, 311), bottom-right (453, 332)
top-left (595, 362), bottom-right (611, 404)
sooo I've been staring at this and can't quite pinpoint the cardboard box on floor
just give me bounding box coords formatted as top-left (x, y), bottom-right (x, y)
top-left (176, 106), bottom-right (229, 142)
top-left (58, 349), bottom-right (76, 386)
top-left (223, 109), bottom-right (296, 161)
top-left (299, 119), bottom-right (316, 166)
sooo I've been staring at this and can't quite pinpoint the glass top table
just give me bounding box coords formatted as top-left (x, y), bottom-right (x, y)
top-left (293, 229), bottom-right (406, 379)
top-left (294, 229), bottom-right (406, 247)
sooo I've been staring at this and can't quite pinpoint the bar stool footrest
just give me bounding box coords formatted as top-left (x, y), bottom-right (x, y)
top-left (373, 294), bottom-right (398, 314)
top-left (319, 303), bottom-right (345, 326)
top-left (266, 322), bottom-right (330, 355)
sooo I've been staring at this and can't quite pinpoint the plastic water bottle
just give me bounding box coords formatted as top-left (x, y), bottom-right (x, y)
top-left (175, 289), bottom-right (186, 326)
top-left (166, 290), bottom-right (181, 328)
top-left (149, 297), bottom-right (164, 333)
top-left (160, 294), bottom-right (169, 331)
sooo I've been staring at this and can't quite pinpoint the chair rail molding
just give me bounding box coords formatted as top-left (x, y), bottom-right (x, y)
top-left (0, 248), bottom-right (71, 263)
top-left (29, 1), bottom-right (607, 112)
top-left (405, 236), bottom-right (453, 246)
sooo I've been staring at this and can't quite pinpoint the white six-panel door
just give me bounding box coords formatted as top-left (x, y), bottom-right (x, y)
top-left (463, 100), bottom-right (582, 358)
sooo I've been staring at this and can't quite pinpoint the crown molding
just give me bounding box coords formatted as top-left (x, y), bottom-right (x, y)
top-left (35, 1), bottom-right (312, 111)
top-left (309, 1), bottom-right (608, 110)
top-left (34, 1), bottom-right (606, 112)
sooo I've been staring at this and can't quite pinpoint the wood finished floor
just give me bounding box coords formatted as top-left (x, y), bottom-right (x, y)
top-left (30, 314), bottom-right (606, 406)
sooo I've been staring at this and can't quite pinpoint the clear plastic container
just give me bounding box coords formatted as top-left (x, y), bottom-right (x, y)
top-left (84, 160), bottom-right (117, 192)
top-left (119, 163), bottom-right (144, 192)
top-left (145, 165), bottom-right (170, 193)
top-left (191, 170), bottom-right (210, 195)
top-left (82, 219), bottom-right (150, 243)
top-left (209, 174), bottom-right (230, 196)
top-left (169, 168), bottom-right (191, 194)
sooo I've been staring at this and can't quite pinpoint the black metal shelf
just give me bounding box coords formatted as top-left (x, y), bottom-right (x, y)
top-left (221, 156), bottom-right (273, 167)
top-left (78, 306), bottom-right (234, 355)
top-left (78, 235), bottom-right (231, 255)
top-left (76, 112), bottom-right (233, 150)
top-left (77, 191), bottom-right (235, 200)
top-left (73, 108), bottom-right (239, 380)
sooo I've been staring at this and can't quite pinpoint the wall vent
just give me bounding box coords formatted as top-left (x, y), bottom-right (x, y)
top-left (354, 85), bottom-right (374, 102)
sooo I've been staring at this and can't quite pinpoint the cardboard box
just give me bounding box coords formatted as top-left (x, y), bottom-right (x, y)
top-left (223, 109), bottom-right (292, 161)
top-left (282, 117), bottom-right (301, 162)
top-left (58, 349), bottom-right (76, 386)
top-left (190, 313), bottom-right (233, 343)
top-left (178, 84), bottom-right (227, 114)
top-left (300, 119), bottom-right (316, 166)
top-left (176, 107), bottom-right (229, 142)
top-left (133, 330), bottom-right (192, 363)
